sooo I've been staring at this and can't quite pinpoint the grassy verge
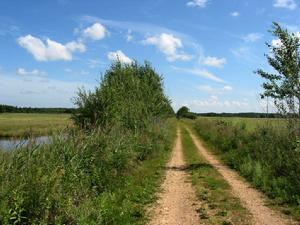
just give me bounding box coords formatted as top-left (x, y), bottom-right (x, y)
top-left (180, 125), bottom-right (251, 225)
top-left (191, 118), bottom-right (300, 221)
top-left (0, 119), bottom-right (177, 224)
top-left (0, 113), bottom-right (72, 138)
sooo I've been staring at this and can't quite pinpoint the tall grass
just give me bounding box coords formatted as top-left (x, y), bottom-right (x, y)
top-left (0, 61), bottom-right (175, 224)
top-left (193, 119), bottom-right (300, 207)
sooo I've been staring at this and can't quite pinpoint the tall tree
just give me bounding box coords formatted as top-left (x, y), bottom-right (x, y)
top-left (256, 22), bottom-right (300, 130)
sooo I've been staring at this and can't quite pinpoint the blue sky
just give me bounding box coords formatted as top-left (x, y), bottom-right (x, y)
top-left (0, 0), bottom-right (299, 112)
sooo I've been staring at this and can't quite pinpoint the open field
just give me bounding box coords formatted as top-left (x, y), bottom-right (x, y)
top-left (197, 116), bottom-right (287, 131)
top-left (0, 113), bottom-right (72, 138)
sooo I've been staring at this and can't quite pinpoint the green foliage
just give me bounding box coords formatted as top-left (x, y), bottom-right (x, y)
top-left (194, 119), bottom-right (300, 206)
top-left (256, 22), bottom-right (300, 120)
top-left (0, 61), bottom-right (176, 224)
top-left (73, 61), bottom-right (174, 130)
top-left (176, 106), bottom-right (196, 119)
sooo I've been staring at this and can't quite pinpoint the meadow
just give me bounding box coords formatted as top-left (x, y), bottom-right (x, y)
top-left (0, 113), bottom-right (72, 138)
top-left (197, 116), bottom-right (286, 131)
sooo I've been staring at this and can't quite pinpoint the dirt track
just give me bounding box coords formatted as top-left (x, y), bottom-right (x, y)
top-left (186, 127), bottom-right (296, 225)
top-left (148, 129), bottom-right (201, 225)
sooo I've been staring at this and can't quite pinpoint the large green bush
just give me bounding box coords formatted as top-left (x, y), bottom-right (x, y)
top-left (72, 61), bottom-right (174, 131)
top-left (194, 119), bottom-right (300, 205)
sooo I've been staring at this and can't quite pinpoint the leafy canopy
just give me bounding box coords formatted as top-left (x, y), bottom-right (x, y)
top-left (256, 22), bottom-right (300, 115)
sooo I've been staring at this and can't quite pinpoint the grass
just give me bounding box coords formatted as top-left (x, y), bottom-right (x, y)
top-left (0, 113), bottom-right (72, 138)
top-left (0, 119), bottom-right (177, 224)
top-left (197, 116), bottom-right (286, 131)
top-left (180, 124), bottom-right (251, 225)
top-left (192, 118), bottom-right (300, 222)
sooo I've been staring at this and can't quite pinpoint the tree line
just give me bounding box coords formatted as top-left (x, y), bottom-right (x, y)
top-left (0, 104), bottom-right (76, 113)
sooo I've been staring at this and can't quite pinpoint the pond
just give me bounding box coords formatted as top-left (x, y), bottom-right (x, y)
top-left (0, 136), bottom-right (51, 151)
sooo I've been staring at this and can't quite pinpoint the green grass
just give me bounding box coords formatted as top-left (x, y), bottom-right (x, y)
top-left (0, 113), bottom-right (72, 138)
top-left (0, 119), bottom-right (177, 224)
top-left (192, 118), bottom-right (300, 222)
top-left (197, 116), bottom-right (286, 131)
top-left (180, 125), bottom-right (251, 225)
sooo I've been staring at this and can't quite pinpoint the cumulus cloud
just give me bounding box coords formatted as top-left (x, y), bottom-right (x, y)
top-left (273, 0), bottom-right (296, 10)
top-left (231, 11), bottom-right (240, 17)
top-left (83, 23), bottom-right (107, 40)
top-left (18, 35), bottom-right (85, 61)
top-left (202, 56), bottom-right (226, 68)
top-left (187, 0), bottom-right (208, 8)
top-left (107, 50), bottom-right (133, 64)
top-left (242, 33), bottom-right (263, 42)
top-left (143, 33), bottom-right (192, 62)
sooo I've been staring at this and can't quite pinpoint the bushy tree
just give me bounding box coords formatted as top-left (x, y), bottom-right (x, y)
top-left (256, 22), bottom-right (300, 130)
top-left (72, 61), bottom-right (173, 131)
top-left (176, 106), bottom-right (196, 119)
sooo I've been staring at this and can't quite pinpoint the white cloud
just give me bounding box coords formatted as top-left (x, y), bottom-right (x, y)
top-left (107, 50), bottom-right (133, 64)
top-left (187, 0), bottom-right (208, 8)
top-left (273, 0), bottom-right (296, 10)
top-left (172, 66), bottom-right (224, 83)
top-left (242, 33), bottom-right (263, 42)
top-left (179, 95), bottom-right (249, 112)
top-left (231, 11), bottom-right (240, 17)
top-left (18, 35), bottom-right (85, 61)
top-left (16, 68), bottom-right (47, 77)
top-left (0, 73), bottom-right (94, 107)
top-left (202, 56), bottom-right (226, 68)
top-left (126, 30), bottom-right (133, 42)
top-left (65, 41), bottom-right (86, 52)
top-left (197, 85), bottom-right (233, 94)
top-left (83, 23), bottom-right (107, 40)
top-left (87, 59), bottom-right (105, 69)
top-left (143, 33), bottom-right (192, 62)
top-left (223, 85), bottom-right (233, 91)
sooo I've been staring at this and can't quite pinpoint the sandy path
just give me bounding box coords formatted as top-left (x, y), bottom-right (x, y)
top-left (148, 128), bottom-right (201, 225)
top-left (186, 127), bottom-right (296, 225)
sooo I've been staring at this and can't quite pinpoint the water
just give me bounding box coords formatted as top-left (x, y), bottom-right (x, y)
top-left (0, 136), bottom-right (51, 151)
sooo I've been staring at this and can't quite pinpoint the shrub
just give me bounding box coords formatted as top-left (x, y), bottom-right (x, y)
top-left (72, 61), bottom-right (174, 130)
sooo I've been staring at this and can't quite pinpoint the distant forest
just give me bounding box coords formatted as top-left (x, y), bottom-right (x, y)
top-left (0, 104), bottom-right (76, 113)
top-left (197, 112), bottom-right (282, 118)
top-left (0, 104), bottom-right (281, 118)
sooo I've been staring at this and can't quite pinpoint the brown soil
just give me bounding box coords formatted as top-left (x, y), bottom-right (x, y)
top-left (148, 128), bottom-right (202, 225)
top-left (186, 127), bottom-right (297, 225)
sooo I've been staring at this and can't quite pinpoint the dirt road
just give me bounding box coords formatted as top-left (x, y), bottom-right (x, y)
top-left (148, 129), bottom-right (201, 225)
top-left (186, 127), bottom-right (296, 225)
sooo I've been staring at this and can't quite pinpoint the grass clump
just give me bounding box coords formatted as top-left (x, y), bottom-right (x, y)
top-left (0, 61), bottom-right (175, 224)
